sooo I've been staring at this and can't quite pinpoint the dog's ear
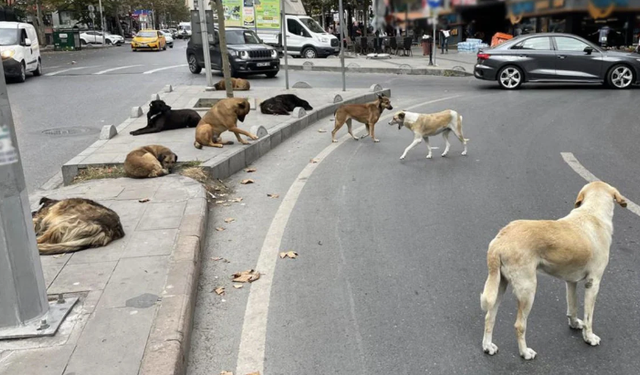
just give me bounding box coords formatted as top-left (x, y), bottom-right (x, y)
top-left (613, 189), bottom-right (627, 208)
top-left (173, 153), bottom-right (178, 163)
top-left (574, 190), bottom-right (585, 208)
top-left (157, 153), bottom-right (166, 163)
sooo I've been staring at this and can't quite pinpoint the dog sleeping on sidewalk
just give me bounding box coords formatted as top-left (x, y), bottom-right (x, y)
top-left (388, 109), bottom-right (468, 160)
top-left (130, 100), bottom-right (201, 136)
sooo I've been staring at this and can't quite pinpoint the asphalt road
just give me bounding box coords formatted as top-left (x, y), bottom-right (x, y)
top-left (187, 77), bottom-right (640, 375)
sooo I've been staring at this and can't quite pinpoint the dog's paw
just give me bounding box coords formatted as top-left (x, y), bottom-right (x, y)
top-left (400, 156), bottom-right (406, 160)
top-left (373, 139), bottom-right (380, 143)
top-left (441, 153), bottom-right (448, 157)
top-left (583, 332), bottom-right (601, 346)
top-left (568, 318), bottom-right (584, 330)
top-left (483, 343), bottom-right (499, 356)
top-left (461, 151), bottom-right (468, 156)
top-left (520, 348), bottom-right (537, 360)
top-left (250, 135), bottom-right (259, 140)
top-left (332, 139), bottom-right (338, 143)
top-left (426, 155), bottom-right (432, 159)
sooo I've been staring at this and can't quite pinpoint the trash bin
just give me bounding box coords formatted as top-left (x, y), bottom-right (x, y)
top-left (53, 28), bottom-right (82, 51)
top-left (421, 36), bottom-right (432, 56)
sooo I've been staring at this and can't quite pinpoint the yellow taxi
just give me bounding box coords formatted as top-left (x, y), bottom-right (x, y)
top-left (131, 30), bottom-right (167, 51)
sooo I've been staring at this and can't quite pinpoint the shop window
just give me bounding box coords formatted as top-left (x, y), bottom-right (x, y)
top-left (512, 37), bottom-right (551, 50)
top-left (555, 37), bottom-right (590, 51)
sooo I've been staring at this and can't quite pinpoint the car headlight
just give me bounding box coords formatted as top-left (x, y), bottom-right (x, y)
top-left (229, 50), bottom-right (238, 57)
top-left (239, 51), bottom-right (249, 59)
top-left (1, 49), bottom-right (15, 60)
top-left (319, 37), bottom-right (328, 43)
top-left (271, 49), bottom-right (277, 58)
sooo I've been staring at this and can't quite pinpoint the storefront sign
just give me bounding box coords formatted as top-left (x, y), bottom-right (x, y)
top-left (588, 0), bottom-right (628, 19)
top-left (222, 0), bottom-right (279, 29)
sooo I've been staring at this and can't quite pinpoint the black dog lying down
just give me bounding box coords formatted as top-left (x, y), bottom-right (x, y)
top-left (130, 100), bottom-right (201, 136)
top-left (260, 94), bottom-right (313, 115)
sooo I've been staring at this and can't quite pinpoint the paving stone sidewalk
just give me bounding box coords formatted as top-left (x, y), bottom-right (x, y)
top-left (0, 175), bottom-right (207, 375)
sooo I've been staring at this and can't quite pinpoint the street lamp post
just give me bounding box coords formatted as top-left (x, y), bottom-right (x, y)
top-left (99, 0), bottom-right (105, 45)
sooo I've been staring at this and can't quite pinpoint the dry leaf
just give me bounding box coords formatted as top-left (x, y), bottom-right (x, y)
top-left (212, 257), bottom-right (223, 261)
top-left (232, 269), bottom-right (261, 283)
top-left (267, 193), bottom-right (280, 199)
top-left (233, 284), bottom-right (243, 289)
top-left (241, 179), bottom-right (254, 185)
top-left (246, 372), bottom-right (261, 375)
top-left (279, 251), bottom-right (298, 259)
top-left (214, 287), bottom-right (225, 295)
top-left (231, 197), bottom-right (243, 203)
top-left (215, 227), bottom-right (225, 232)
top-left (310, 158), bottom-right (319, 163)
top-left (216, 200), bottom-right (227, 204)
top-left (220, 371), bottom-right (233, 375)
top-left (138, 198), bottom-right (150, 203)
top-left (224, 218), bottom-right (236, 223)
top-left (317, 129), bottom-right (327, 133)
top-left (245, 168), bottom-right (257, 173)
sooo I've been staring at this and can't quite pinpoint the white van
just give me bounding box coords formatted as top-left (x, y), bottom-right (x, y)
top-left (0, 22), bottom-right (41, 82)
top-left (178, 22), bottom-right (192, 39)
top-left (258, 15), bottom-right (339, 59)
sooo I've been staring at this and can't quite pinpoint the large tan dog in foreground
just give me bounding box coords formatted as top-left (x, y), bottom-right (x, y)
top-left (194, 98), bottom-right (256, 149)
top-left (388, 109), bottom-right (468, 160)
top-left (331, 94), bottom-right (393, 143)
top-left (481, 181), bottom-right (627, 360)
top-left (33, 197), bottom-right (125, 255)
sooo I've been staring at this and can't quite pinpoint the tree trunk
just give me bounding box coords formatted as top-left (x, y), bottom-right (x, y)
top-left (114, 11), bottom-right (124, 36)
top-left (214, 0), bottom-right (233, 98)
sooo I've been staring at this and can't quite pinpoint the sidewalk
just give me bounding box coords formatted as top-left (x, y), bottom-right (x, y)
top-left (282, 48), bottom-right (477, 76)
top-left (0, 175), bottom-right (207, 375)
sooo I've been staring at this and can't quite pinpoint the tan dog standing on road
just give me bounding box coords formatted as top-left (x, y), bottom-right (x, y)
top-left (331, 94), bottom-right (393, 143)
top-left (194, 98), bottom-right (256, 149)
top-left (388, 109), bottom-right (468, 160)
top-left (480, 181), bottom-right (627, 360)
top-left (124, 145), bottom-right (178, 178)
top-left (214, 78), bottom-right (250, 91)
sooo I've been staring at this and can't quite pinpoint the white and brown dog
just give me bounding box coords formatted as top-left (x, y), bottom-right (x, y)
top-left (388, 109), bottom-right (468, 160)
top-left (481, 181), bottom-right (627, 360)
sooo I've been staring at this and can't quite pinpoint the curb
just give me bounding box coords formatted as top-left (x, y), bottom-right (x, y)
top-left (285, 64), bottom-right (473, 77)
top-left (139, 185), bottom-right (209, 375)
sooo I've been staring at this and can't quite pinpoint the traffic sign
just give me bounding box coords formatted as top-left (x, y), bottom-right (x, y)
top-left (427, 0), bottom-right (441, 8)
top-left (88, 4), bottom-right (95, 11)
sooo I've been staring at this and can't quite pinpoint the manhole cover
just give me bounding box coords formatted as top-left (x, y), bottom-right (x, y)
top-left (42, 127), bottom-right (99, 136)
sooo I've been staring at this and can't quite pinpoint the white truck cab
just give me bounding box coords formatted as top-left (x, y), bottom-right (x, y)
top-left (258, 15), bottom-right (338, 59)
top-left (0, 22), bottom-right (42, 82)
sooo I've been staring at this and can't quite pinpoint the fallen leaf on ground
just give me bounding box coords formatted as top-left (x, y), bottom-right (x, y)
top-left (215, 200), bottom-right (227, 204)
top-left (224, 218), bottom-right (236, 223)
top-left (138, 198), bottom-right (150, 203)
top-left (232, 269), bottom-right (261, 283)
top-left (245, 168), bottom-right (257, 173)
top-left (215, 227), bottom-right (225, 232)
top-left (279, 251), bottom-right (298, 259)
top-left (233, 284), bottom-right (243, 289)
top-left (267, 193), bottom-right (280, 199)
top-left (231, 197), bottom-right (243, 203)
top-left (220, 371), bottom-right (233, 375)
top-left (213, 287), bottom-right (225, 295)
top-left (212, 257), bottom-right (223, 261)
top-left (246, 372), bottom-right (261, 375)
top-left (317, 129), bottom-right (327, 133)
top-left (310, 158), bottom-right (319, 163)
top-left (241, 179), bottom-right (254, 185)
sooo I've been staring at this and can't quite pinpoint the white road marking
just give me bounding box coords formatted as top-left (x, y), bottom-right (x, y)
top-left (44, 66), bottom-right (100, 76)
top-left (93, 65), bottom-right (142, 75)
top-left (235, 95), bottom-right (462, 375)
top-left (562, 152), bottom-right (640, 216)
top-left (142, 64), bottom-right (187, 74)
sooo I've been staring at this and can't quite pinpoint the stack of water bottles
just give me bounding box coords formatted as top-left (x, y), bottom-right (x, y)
top-left (457, 38), bottom-right (489, 53)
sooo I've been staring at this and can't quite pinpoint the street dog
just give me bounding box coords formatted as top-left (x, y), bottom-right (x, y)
top-left (260, 94), bottom-right (313, 115)
top-left (124, 145), bottom-right (178, 178)
top-left (194, 98), bottom-right (255, 149)
top-left (130, 99), bottom-right (201, 136)
top-left (214, 78), bottom-right (251, 91)
top-left (480, 181), bottom-right (627, 360)
top-left (32, 197), bottom-right (125, 255)
top-left (331, 94), bottom-right (393, 143)
top-left (388, 109), bottom-right (468, 160)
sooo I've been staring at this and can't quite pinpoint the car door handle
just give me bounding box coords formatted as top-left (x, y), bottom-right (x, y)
top-left (557, 55), bottom-right (566, 59)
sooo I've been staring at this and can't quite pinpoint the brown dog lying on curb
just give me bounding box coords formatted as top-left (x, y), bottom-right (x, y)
top-left (331, 94), bottom-right (393, 143)
top-left (214, 78), bottom-right (250, 91)
top-left (33, 197), bottom-right (125, 255)
top-left (481, 181), bottom-right (627, 360)
top-left (124, 145), bottom-right (178, 178)
top-left (194, 98), bottom-right (256, 149)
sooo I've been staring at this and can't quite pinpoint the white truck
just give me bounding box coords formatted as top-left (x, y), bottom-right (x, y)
top-left (258, 14), bottom-right (339, 58)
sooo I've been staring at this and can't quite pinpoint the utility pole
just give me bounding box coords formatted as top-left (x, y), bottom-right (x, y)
top-left (214, 0), bottom-right (234, 98)
top-left (197, 0), bottom-right (215, 91)
top-left (338, 0), bottom-right (345, 91)
top-left (0, 62), bottom-right (77, 340)
top-left (280, 0), bottom-right (289, 89)
top-left (99, 0), bottom-right (105, 45)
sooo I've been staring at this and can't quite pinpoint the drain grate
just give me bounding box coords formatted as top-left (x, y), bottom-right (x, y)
top-left (41, 127), bottom-right (100, 136)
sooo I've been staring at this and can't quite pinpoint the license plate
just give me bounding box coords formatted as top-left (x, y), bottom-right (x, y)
top-left (140, 43), bottom-right (147, 47)
top-left (257, 62), bottom-right (270, 67)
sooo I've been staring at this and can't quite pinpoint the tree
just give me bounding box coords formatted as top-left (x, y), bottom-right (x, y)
top-left (213, 0), bottom-right (233, 98)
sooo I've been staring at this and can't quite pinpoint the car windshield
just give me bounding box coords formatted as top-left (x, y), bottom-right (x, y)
top-left (137, 31), bottom-right (156, 38)
top-left (0, 29), bottom-right (18, 46)
top-left (299, 18), bottom-right (324, 34)
top-left (225, 29), bottom-right (261, 44)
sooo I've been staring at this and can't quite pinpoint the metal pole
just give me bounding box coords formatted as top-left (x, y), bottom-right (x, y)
top-left (0, 63), bottom-right (48, 331)
top-left (198, 0), bottom-right (215, 90)
top-left (280, 0), bottom-right (289, 90)
top-left (99, 0), bottom-right (105, 45)
top-left (253, 0), bottom-right (258, 33)
top-left (432, 12), bottom-right (437, 66)
top-left (338, 0), bottom-right (345, 91)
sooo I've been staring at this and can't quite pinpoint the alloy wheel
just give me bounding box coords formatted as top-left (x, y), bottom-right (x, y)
top-left (499, 67), bottom-right (521, 89)
top-left (611, 66), bottom-right (633, 89)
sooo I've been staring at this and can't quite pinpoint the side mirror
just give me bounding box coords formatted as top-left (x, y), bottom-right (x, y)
top-left (24, 38), bottom-right (32, 47)
top-left (584, 46), bottom-right (594, 55)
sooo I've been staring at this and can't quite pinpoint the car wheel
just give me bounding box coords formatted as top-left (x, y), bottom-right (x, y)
top-left (170, 43), bottom-right (173, 48)
top-left (33, 58), bottom-right (42, 76)
top-left (265, 71), bottom-right (278, 78)
top-left (302, 47), bottom-right (317, 59)
top-left (16, 62), bottom-right (26, 83)
top-left (106, 39), bottom-right (112, 45)
top-left (132, 48), bottom-right (137, 52)
top-left (80, 39), bottom-right (87, 46)
top-left (188, 54), bottom-right (202, 74)
top-left (498, 65), bottom-right (523, 90)
top-left (607, 64), bottom-right (634, 89)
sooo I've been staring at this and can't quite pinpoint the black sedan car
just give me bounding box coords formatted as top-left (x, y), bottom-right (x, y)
top-left (474, 33), bottom-right (640, 89)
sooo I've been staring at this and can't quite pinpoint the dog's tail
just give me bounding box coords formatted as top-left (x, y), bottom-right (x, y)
top-left (37, 222), bottom-right (124, 255)
top-left (480, 244), bottom-right (502, 312)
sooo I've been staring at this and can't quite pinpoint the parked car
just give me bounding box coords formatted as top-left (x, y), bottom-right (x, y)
top-left (167, 28), bottom-right (178, 39)
top-left (80, 31), bottom-right (124, 46)
top-left (161, 31), bottom-right (174, 48)
top-left (186, 26), bottom-right (279, 77)
top-left (0, 21), bottom-right (41, 82)
top-left (131, 30), bottom-right (167, 51)
top-left (474, 33), bottom-right (640, 90)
